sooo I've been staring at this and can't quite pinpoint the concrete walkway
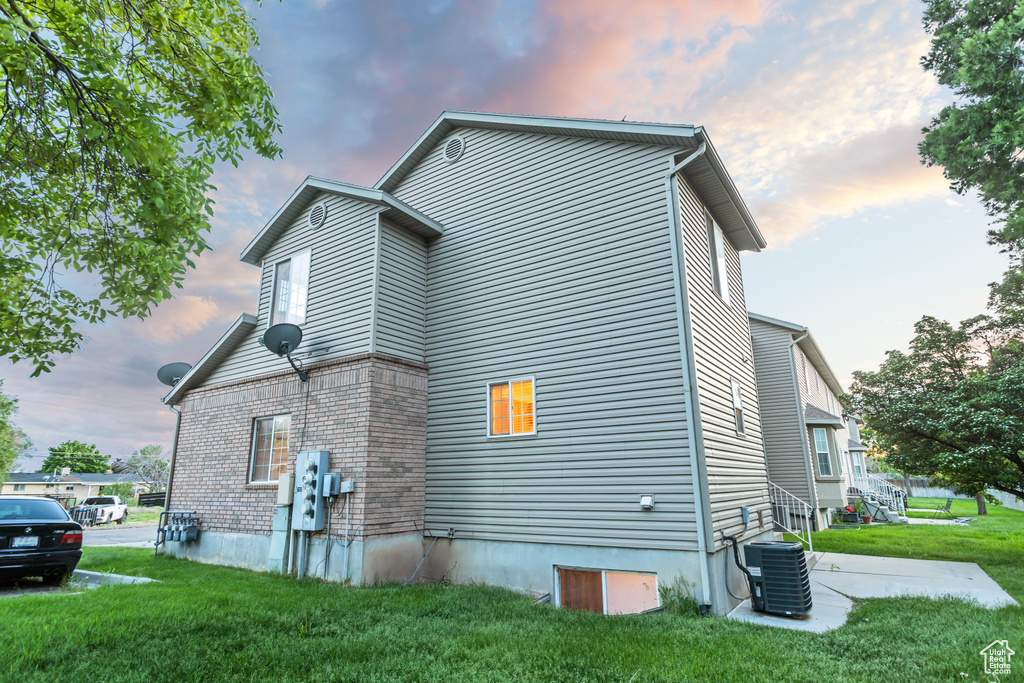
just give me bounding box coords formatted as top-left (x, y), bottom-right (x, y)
top-left (905, 516), bottom-right (973, 526)
top-left (727, 552), bottom-right (1016, 633)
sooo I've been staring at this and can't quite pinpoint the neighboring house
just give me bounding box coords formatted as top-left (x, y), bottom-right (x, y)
top-left (747, 313), bottom-right (852, 531)
top-left (846, 415), bottom-right (869, 477)
top-left (160, 111), bottom-right (778, 615)
top-left (0, 472), bottom-right (149, 502)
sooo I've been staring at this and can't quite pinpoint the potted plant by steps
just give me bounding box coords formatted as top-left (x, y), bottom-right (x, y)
top-left (854, 500), bottom-right (872, 525)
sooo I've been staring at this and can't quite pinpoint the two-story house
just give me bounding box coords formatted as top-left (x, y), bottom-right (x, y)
top-left (160, 111), bottom-right (778, 615)
top-left (747, 313), bottom-right (851, 532)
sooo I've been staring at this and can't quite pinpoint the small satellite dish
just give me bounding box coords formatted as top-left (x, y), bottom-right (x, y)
top-left (262, 323), bottom-right (303, 356)
top-left (157, 362), bottom-right (193, 387)
top-left (260, 323), bottom-right (308, 381)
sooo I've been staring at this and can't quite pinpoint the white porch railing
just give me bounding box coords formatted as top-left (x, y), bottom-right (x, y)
top-left (768, 482), bottom-right (813, 552)
top-left (848, 473), bottom-right (907, 521)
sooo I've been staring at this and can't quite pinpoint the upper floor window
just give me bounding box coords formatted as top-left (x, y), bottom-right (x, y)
top-left (271, 249), bottom-right (311, 326)
top-left (705, 213), bottom-right (730, 304)
top-left (802, 354), bottom-right (810, 391)
top-left (13, 484), bottom-right (25, 491)
top-left (489, 378), bottom-right (535, 436)
top-left (730, 379), bottom-right (746, 435)
top-left (813, 428), bottom-right (832, 477)
top-left (250, 415), bottom-right (291, 482)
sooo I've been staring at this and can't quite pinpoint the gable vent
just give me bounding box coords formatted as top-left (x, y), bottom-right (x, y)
top-left (443, 136), bottom-right (466, 164)
top-left (308, 201), bottom-right (327, 230)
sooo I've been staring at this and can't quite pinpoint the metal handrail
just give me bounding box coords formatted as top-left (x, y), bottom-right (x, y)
top-left (768, 482), bottom-right (813, 552)
top-left (850, 473), bottom-right (907, 520)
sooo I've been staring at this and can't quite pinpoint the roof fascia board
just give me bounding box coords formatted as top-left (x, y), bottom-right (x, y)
top-left (748, 312), bottom-right (846, 398)
top-left (748, 311), bottom-right (806, 333)
top-left (163, 313), bottom-right (258, 405)
top-left (240, 177), bottom-right (442, 265)
top-left (693, 128), bottom-right (766, 251)
top-left (373, 111), bottom-right (766, 251)
top-left (796, 331), bottom-right (846, 399)
top-left (374, 109), bottom-right (698, 192)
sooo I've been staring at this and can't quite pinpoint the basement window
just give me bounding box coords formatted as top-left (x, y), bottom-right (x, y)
top-left (270, 249), bottom-right (311, 326)
top-left (487, 378), bottom-right (535, 437)
top-left (557, 567), bottom-right (659, 615)
top-left (250, 415), bottom-right (291, 483)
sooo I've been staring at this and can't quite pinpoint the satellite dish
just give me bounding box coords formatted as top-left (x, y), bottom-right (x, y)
top-left (262, 323), bottom-right (303, 356)
top-left (260, 323), bottom-right (308, 381)
top-left (157, 362), bottom-right (193, 387)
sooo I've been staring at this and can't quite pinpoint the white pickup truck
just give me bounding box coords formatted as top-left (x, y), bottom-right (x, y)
top-left (80, 496), bottom-right (129, 525)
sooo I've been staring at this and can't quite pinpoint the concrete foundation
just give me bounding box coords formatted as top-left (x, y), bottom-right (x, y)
top-left (167, 527), bottom-right (777, 615)
top-left (164, 529), bottom-right (426, 586)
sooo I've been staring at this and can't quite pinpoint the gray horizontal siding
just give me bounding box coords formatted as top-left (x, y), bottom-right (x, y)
top-left (374, 219), bottom-right (427, 362)
top-left (393, 126), bottom-right (698, 551)
top-left (748, 319), bottom-right (814, 504)
top-left (794, 345), bottom-right (852, 489)
top-left (202, 193), bottom-right (378, 386)
top-left (677, 175), bottom-right (772, 546)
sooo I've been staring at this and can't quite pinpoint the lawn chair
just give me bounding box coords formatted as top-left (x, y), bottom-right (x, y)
top-left (932, 498), bottom-right (954, 519)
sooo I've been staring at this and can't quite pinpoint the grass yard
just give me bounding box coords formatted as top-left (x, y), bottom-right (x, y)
top-left (124, 506), bottom-right (163, 525)
top-left (0, 545), bottom-right (1019, 682)
top-left (809, 496), bottom-right (1024, 601)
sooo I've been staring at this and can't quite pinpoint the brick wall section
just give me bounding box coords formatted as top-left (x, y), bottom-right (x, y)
top-left (169, 353), bottom-right (427, 541)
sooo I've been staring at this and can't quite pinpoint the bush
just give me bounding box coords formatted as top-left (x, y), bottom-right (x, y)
top-left (100, 482), bottom-right (134, 500)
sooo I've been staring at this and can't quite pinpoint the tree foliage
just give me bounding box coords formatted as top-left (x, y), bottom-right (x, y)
top-left (0, 380), bottom-right (31, 476)
top-left (848, 315), bottom-right (1024, 500)
top-left (919, 1), bottom-right (1024, 306)
top-left (40, 439), bottom-right (108, 473)
top-left (0, 1), bottom-right (282, 375)
top-left (110, 444), bottom-right (168, 490)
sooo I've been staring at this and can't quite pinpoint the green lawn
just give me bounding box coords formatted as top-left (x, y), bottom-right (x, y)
top-left (808, 496), bottom-right (1024, 601)
top-left (124, 506), bottom-right (163, 525)
top-left (0, 507), bottom-right (1021, 682)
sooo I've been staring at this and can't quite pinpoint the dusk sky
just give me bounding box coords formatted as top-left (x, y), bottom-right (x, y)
top-left (5, 0), bottom-right (1002, 470)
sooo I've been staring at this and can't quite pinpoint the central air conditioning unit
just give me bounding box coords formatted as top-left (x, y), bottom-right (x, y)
top-left (743, 541), bottom-right (812, 617)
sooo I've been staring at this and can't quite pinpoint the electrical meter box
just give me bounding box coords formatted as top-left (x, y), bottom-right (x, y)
top-left (292, 450), bottom-right (329, 531)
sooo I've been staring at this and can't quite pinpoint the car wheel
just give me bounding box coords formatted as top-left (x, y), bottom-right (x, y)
top-left (116, 514), bottom-right (126, 525)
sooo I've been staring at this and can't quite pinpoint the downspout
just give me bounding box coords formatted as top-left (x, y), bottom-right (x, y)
top-left (164, 405), bottom-right (182, 510)
top-left (788, 332), bottom-right (818, 517)
top-left (664, 141), bottom-right (714, 611)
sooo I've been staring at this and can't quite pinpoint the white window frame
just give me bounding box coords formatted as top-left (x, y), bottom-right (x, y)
top-left (13, 484), bottom-right (25, 491)
top-left (249, 414), bottom-right (291, 483)
top-left (486, 376), bottom-right (536, 438)
top-left (853, 452), bottom-right (864, 475)
top-left (813, 428), bottom-right (833, 477)
top-left (553, 565), bottom-right (660, 615)
top-left (705, 212), bottom-right (731, 305)
top-left (730, 378), bottom-right (746, 435)
top-left (269, 248), bottom-right (312, 328)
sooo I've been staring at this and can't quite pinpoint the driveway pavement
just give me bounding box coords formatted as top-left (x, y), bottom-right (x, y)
top-left (727, 551), bottom-right (1017, 633)
top-left (84, 524), bottom-right (156, 548)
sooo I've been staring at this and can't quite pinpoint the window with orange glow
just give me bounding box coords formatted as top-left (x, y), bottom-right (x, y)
top-left (488, 378), bottom-right (534, 436)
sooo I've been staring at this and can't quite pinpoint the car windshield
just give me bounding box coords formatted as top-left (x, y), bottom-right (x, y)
top-left (0, 498), bottom-right (70, 521)
top-left (83, 497), bottom-right (115, 506)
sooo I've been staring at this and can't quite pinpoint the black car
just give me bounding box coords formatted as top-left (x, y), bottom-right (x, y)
top-left (0, 496), bottom-right (83, 584)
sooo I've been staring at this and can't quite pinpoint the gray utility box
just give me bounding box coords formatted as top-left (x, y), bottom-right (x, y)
top-left (292, 450), bottom-right (330, 531)
top-left (743, 541), bottom-right (812, 617)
